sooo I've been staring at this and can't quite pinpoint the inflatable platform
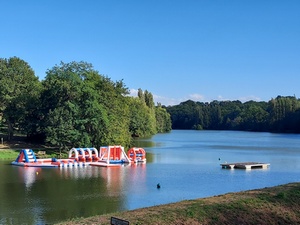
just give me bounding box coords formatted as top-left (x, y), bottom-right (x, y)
top-left (11, 149), bottom-right (92, 167)
top-left (11, 146), bottom-right (147, 168)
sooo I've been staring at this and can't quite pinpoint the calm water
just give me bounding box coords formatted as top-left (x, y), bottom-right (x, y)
top-left (1, 130), bottom-right (300, 224)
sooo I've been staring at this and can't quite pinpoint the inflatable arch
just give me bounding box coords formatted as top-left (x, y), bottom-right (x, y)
top-left (69, 147), bottom-right (99, 162)
top-left (127, 147), bottom-right (146, 163)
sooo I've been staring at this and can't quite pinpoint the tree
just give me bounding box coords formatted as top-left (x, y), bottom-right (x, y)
top-left (155, 106), bottom-right (172, 133)
top-left (128, 97), bottom-right (156, 137)
top-left (41, 61), bottom-right (132, 151)
top-left (45, 102), bottom-right (82, 155)
top-left (0, 57), bottom-right (42, 140)
top-left (167, 100), bottom-right (203, 129)
top-left (240, 101), bottom-right (269, 131)
top-left (268, 96), bottom-right (300, 131)
top-left (144, 90), bottom-right (155, 108)
top-left (137, 88), bottom-right (145, 102)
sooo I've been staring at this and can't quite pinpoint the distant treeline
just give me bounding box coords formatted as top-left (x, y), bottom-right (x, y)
top-left (165, 96), bottom-right (300, 133)
top-left (0, 57), bottom-right (171, 151)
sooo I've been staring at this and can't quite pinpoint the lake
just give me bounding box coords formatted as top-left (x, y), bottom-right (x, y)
top-left (1, 130), bottom-right (300, 224)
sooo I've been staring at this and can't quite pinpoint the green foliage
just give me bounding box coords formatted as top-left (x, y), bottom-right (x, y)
top-left (0, 150), bottom-right (20, 160)
top-left (129, 88), bottom-right (171, 137)
top-left (0, 57), bottom-right (42, 140)
top-left (40, 61), bottom-right (168, 149)
top-left (167, 96), bottom-right (300, 133)
top-left (45, 102), bottom-right (83, 151)
top-left (128, 97), bottom-right (156, 137)
top-left (0, 58), bottom-right (171, 153)
top-left (144, 90), bottom-right (154, 108)
top-left (41, 61), bottom-right (132, 148)
top-left (268, 96), bottom-right (300, 132)
top-left (155, 106), bottom-right (172, 133)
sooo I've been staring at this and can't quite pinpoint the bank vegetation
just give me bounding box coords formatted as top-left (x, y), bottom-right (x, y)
top-left (166, 96), bottom-right (300, 133)
top-left (0, 57), bottom-right (171, 156)
top-left (57, 182), bottom-right (300, 225)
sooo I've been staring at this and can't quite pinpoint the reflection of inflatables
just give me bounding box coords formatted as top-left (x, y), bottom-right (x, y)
top-left (127, 147), bottom-right (146, 163)
top-left (18, 167), bottom-right (42, 189)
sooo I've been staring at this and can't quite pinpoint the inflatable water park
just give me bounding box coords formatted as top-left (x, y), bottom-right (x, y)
top-left (11, 146), bottom-right (146, 168)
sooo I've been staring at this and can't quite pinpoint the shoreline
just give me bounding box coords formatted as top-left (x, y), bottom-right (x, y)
top-left (2, 147), bottom-right (299, 224)
top-left (56, 182), bottom-right (300, 225)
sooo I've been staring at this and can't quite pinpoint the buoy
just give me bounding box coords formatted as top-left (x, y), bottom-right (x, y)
top-left (157, 183), bottom-right (161, 189)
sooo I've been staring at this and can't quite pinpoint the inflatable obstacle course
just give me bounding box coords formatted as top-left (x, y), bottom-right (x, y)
top-left (11, 146), bottom-right (147, 168)
top-left (11, 149), bottom-right (89, 167)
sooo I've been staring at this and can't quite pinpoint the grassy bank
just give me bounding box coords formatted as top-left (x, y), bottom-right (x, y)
top-left (0, 149), bottom-right (20, 160)
top-left (57, 182), bottom-right (300, 225)
top-left (0, 148), bottom-right (63, 160)
top-left (0, 136), bottom-right (64, 159)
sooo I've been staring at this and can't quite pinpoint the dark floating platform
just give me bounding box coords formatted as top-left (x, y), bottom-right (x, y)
top-left (220, 162), bottom-right (270, 170)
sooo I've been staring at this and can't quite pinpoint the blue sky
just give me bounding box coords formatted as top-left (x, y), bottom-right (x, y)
top-left (2, 1), bottom-right (300, 106)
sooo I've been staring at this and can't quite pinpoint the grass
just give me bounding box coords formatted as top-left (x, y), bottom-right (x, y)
top-left (56, 182), bottom-right (300, 225)
top-left (0, 149), bottom-right (20, 160)
top-left (0, 133), bottom-right (66, 159)
top-left (0, 148), bottom-right (66, 160)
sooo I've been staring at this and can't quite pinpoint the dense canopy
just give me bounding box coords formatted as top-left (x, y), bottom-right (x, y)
top-left (0, 57), bottom-right (172, 152)
top-left (166, 96), bottom-right (300, 133)
top-left (1, 56), bottom-right (299, 156)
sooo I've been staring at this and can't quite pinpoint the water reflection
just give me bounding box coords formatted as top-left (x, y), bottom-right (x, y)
top-left (0, 162), bottom-right (147, 224)
top-left (17, 167), bottom-right (42, 189)
top-left (133, 138), bottom-right (158, 148)
top-left (16, 163), bottom-right (148, 196)
top-left (1, 130), bottom-right (300, 224)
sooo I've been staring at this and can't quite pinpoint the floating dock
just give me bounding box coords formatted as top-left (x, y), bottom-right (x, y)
top-left (220, 162), bottom-right (270, 170)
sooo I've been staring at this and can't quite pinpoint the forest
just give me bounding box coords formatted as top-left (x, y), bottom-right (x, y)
top-left (0, 57), bottom-right (172, 151)
top-left (166, 96), bottom-right (300, 133)
top-left (1, 57), bottom-right (299, 155)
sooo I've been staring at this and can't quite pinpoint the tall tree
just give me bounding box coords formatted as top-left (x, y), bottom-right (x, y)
top-left (0, 57), bottom-right (41, 140)
top-left (144, 90), bottom-right (154, 108)
top-left (155, 106), bottom-right (172, 133)
top-left (128, 97), bottom-right (156, 137)
top-left (41, 61), bottom-right (132, 151)
top-left (45, 101), bottom-right (82, 155)
top-left (137, 88), bottom-right (145, 102)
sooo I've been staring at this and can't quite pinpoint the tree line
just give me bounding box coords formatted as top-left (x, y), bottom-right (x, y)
top-left (0, 57), bottom-right (171, 151)
top-left (165, 96), bottom-right (300, 133)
